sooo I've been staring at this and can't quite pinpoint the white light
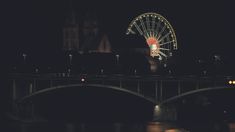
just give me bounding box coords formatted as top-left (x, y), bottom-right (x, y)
top-left (155, 105), bottom-right (160, 110)
top-left (152, 44), bottom-right (157, 50)
top-left (154, 105), bottom-right (161, 116)
top-left (81, 78), bottom-right (85, 82)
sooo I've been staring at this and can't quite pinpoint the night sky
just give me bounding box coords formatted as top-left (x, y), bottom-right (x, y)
top-left (3, 0), bottom-right (235, 74)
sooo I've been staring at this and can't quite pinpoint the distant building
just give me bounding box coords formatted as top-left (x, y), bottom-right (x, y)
top-left (80, 12), bottom-right (111, 53)
top-left (63, 10), bottom-right (111, 53)
top-left (63, 11), bottom-right (80, 51)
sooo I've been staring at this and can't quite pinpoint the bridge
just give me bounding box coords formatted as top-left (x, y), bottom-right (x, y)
top-left (8, 73), bottom-right (235, 122)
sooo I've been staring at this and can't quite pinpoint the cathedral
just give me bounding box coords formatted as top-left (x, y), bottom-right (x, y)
top-left (63, 9), bottom-right (112, 53)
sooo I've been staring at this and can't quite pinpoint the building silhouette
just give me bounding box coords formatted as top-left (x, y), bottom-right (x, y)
top-left (63, 11), bottom-right (80, 51)
top-left (63, 8), bottom-right (111, 53)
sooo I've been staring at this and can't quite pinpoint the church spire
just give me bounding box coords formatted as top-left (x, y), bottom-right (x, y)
top-left (62, 0), bottom-right (79, 51)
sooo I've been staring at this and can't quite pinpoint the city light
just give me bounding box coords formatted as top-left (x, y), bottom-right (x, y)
top-left (155, 105), bottom-right (160, 109)
top-left (81, 78), bottom-right (85, 82)
top-left (228, 80), bottom-right (235, 85)
top-left (154, 105), bottom-right (160, 112)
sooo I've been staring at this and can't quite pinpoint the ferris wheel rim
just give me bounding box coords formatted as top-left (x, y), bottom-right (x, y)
top-left (126, 12), bottom-right (178, 50)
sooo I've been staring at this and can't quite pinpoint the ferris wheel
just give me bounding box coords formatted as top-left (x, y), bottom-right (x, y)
top-left (126, 12), bottom-right (178, 60)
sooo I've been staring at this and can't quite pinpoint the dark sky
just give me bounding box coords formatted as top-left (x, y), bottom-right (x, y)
top-left (3, 0), bottom-right (235, 73)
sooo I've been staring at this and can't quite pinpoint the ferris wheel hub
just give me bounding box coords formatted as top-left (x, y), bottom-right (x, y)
top-left (146, 37), bottom-right (158, 45)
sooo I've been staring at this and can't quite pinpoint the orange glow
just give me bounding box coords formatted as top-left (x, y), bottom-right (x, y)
top-left (229, 123), bottom-right (235, 132)
top-left (147, 37), bottom-right (158, 45)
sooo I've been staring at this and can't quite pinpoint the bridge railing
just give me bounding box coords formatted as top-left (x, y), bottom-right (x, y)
top-left (8, 73), bottom-right (234, 104)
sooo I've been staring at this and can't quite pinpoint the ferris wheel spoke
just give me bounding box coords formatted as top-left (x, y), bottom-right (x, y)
top-left (159, 40), bottom-right (174, 46)
top-left (159, 48), bottom-right (170, 51)
top-left (133, 22), bottom-right (144, 36)
top-left (151, 17), bottom-right (156, 37)
top-left (146, 16), bottom-right (151, 36)
top-left (126, 28), bottom-right (135, 34)
top-left (158, 32), bottom-right (171, 43)
top-left (129, 29), bottom-right (136, 34)
top-left (159, 51), bottom-right (167, 57)
top-left (154, 20), bottom-right (161, 38)
top-left (140, 18), bottom-right (149, 38)
top-left (157, 25), bottom-right (166, 40)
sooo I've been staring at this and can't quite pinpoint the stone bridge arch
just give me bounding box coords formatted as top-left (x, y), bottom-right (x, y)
top-left (19, 83), bottom-right (155, 104)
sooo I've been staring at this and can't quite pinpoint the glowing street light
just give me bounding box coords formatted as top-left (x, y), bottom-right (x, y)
top-left (69, 54), bottom-right (73, 65)
top-left (154, 104), bottom-right (161, 118)
top-left (100, 69), bottom-right (104, 74)
top-left (228, 80), bottom-right (235, 85)
top-left (22, 53), bottom-right (27, 62)
top-left (155, 105), bottom-right (160, 110)
top-left (116, 54), bottom-right (120, 65)
top-left (81, 78), bottom-right (85, 82)
top-left (35, 68), bottom-right (39, 73)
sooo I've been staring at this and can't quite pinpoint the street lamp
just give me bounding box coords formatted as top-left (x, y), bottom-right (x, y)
top-left (69, 54), bottom-right (73, 65)
top-left (134, 69), bottom-right (137, 75)
top-left (213, 54), bottom-right (221, 76)
top-left (100, 69), bottom-right (104, 74)
top-left (228, 80), bottom-right (235, 85)
top-left (35, 68), bottom-right (39, 73)
top-left (154, 104), bottom-right (161, 118)
top-left (22, 53), bottom-right (27, 62)
top-left (116, 54), bottom-right (120, 65)
top-left (203, 70), bottom-right (207, 76)
top-left (168, 70), bottom-right (172, 75)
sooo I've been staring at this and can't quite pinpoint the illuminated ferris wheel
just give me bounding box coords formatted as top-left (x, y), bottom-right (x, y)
top-left (126, 12), bottom-right (178, 60)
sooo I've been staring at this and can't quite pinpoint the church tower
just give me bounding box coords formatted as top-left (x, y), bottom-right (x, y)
top-left (63, 4), bottom-right (79, 51)
top-left (63, 1), bottom-right (112, 53)
top-left (81, 12), bottom-right (112, 53)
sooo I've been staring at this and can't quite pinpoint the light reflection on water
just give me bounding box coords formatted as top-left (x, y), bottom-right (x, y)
top-left (14, 122), bottom-right (191, 132)
top-left (9, 121), bottom-right (234, 132)
top-left (146, 122), bottom-right (189, 132)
